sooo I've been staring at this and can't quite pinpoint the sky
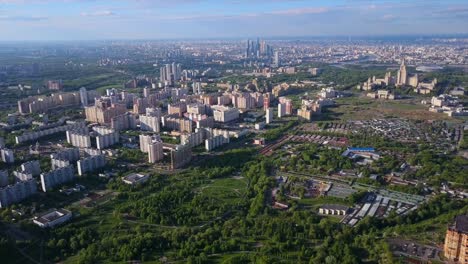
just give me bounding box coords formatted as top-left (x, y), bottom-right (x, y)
top-left (0, 0), bottom-right (467, 40)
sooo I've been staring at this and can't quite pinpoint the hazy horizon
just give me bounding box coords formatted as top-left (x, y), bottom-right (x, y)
top-left (0, 0), bottom-right (467, 41)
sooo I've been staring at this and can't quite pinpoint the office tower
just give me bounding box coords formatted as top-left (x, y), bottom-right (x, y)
top-left (79, 87), bottom-right (88, 107)
top-left (266, 108), bottom-right (273, 124)
top-left (444, 215), bottom-right (468, 263)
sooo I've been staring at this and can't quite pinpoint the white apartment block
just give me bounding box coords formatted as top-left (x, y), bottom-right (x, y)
top-left (278, 103), bottom-right (286, 118)
top-left (139, 114), bottom-right (160, 132)
top-left (148, 141), bottom-right (164, 163)
top-left (13, 171), bottom-right (33, 181)
top-left (205, 135), bottom-right (230, 151)
top-left (266, 108), bottom-right (273, 124)
top-left (0, 148), bottom-right (14, 163)
top-left (16, 122), bottom-right (86, 144)
top-left (40, 165), bottom-right (75, 192)
top-left (77, 154), bottom-right (106, 176)
top-left (181, 130), bottom-right (204, 148)
top-left (66, 129), bottom-right (92, 148)
top-left (0, 179), bottom-right (37, 208)
top-left (51, 148), bottom-right (80, 162)
top-left (21, 160), bottom-right (41, 176)
top-left (212, 106), bottom-right (239, 123)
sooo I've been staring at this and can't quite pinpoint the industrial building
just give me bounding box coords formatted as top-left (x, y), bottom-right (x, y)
top-left (33, 208), bottom-right (72, 228)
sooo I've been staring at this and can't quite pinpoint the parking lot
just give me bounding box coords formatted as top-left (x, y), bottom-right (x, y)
top-left (388, 238), bottom-right (442, 262)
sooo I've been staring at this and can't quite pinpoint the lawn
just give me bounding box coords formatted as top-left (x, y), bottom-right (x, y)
top-left (320, 96), bottom-right (454, 121)
top-left (198, 177), bottom-right (248, 204)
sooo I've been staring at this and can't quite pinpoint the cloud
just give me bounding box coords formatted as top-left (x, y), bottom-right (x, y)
top-left (269, 7), bottom-right (329, 15)
top-left (381, 14), bottom-right (396, 21)
top-left (0, 15), bottom-right (47, 20)
top-left (80, 10), bottom-right (115, 17)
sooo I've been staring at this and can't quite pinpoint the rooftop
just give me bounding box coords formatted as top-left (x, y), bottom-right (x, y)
top-left (34, 208), bottom-right (71, 224)
top-left (347, 147), bottom-right (375, 152)
top-left (450, 215), bottom-right (468, 234)
top-left (122, 173), bottom-right (148, 184)
top-left (320, 204), bottom-right (349, 211)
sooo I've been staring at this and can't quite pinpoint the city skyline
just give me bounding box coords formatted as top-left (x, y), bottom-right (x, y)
top-left (0, 0), bottom-right (467, 40)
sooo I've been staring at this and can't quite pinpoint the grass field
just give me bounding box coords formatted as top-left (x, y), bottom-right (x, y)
top-left (197, 177), bottom-right (248, 204)
top-left (319, 96), bottom-right (455, 122)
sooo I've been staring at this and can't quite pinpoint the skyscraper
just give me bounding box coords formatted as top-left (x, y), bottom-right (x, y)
top-left (79, 87), bottom-right (88, 107)
top-left (397, 59), bottom-right (407, 86)
top-left (273, 51), bottom-right (280, 67)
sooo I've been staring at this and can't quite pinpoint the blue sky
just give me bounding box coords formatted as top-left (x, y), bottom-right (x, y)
top-left (0, 0), bottom-right (467, 40)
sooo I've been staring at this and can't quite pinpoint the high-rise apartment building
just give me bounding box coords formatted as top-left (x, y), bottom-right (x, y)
top-left (0, 148), bottom-right (14, 163)
top-left (140, 114), bottom-right (160, 132)
top-left (266, 108), bottom-right (273, 124)
top-left (212, 106), bottom-right (239, 123)
top-left (18, 92), bottom-right (81, 114)
top-left (85, 99), bottom-right (127, 124)
top-left (77, 154), bottom-right (106, 176)
top-left (0, 179), bottom-right (37, 208)
top-left (40, 165), bottom-right (75, 192)
top-left (444, 215), bottom-right (468, 263)
top-left (148, 141), bottom-right (164, 164)
top-left (111, 112), bottom-right (137, 131)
